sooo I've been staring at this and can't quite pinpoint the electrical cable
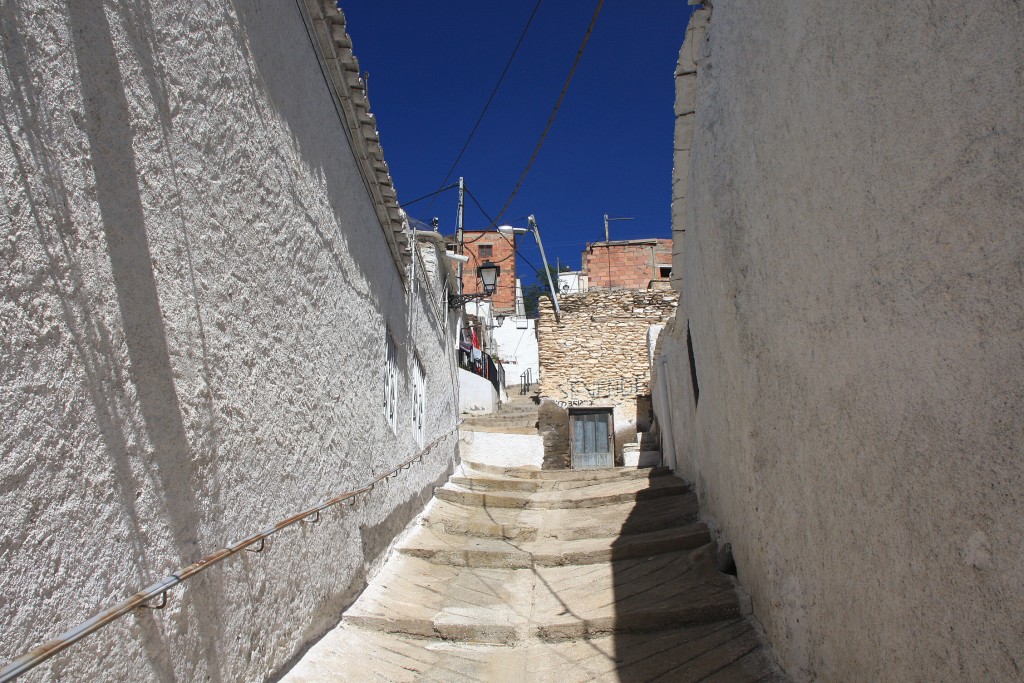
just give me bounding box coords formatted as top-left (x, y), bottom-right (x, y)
top-left (421, 0), bottom-right (544, 216)
top-left (398, 183), bottom-right (460, 209)
top-left (463, 187), bottom-right (542, 275)
top-left (486, 0), bottom-right (604, 228)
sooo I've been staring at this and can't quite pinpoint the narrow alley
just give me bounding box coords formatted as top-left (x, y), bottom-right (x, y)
top-left (2, 2), bottom-right (1021, 681)
top-left (281, 399), bottom-right (786, 682)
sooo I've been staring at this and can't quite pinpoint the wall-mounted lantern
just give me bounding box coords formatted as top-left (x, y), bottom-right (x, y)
top-left (448, 260), bottom-right (501, 309)
top-left (477, 261), bottom-right (500, 295)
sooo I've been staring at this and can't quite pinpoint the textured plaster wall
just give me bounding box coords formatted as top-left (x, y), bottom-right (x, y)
top-left (654, 1), bottom-right (1024, 680)
top-left (670, 4), bottom-right (709, 292)
top-left (0, 1), bottom-right (458, 681)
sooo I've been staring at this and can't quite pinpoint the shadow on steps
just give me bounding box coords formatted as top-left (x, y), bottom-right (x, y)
top-left (610, 469), bottom-right (788, 682)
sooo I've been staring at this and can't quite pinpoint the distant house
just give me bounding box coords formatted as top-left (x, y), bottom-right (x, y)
top-left (454, 229), bottom-right (519, 313)
top-left (582, 238), bottom-right (673, 290)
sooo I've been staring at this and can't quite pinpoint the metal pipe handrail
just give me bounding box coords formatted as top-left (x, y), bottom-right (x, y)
top-left (0, 423), bottom-right (461, 682)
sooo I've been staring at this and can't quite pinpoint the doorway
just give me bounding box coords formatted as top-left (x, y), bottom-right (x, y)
top-left (569, 408), bottom-right (614, 469)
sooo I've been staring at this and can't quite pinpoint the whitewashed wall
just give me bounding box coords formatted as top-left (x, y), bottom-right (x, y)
top-left (458, 369), bottom-right (498, 416)
top-left (0, 1), bottom-right (459, 681)
top-left (493, 317), bottom-right (539, 389)
top-left (655, 2), bottom-right (1024, 680)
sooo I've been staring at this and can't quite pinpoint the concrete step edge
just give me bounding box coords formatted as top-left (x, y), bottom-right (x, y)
top-left (343, 614), bottom-right (525, 646)
top-left (434, 482), bottom-right (691, 509)
top-left (343, 601), bottom-right (741, 646)
top-left (398, 525), bottom-right (711, 568)
top-left (462, 460), bottom-right (670, 480)
top-left (531, 603), bottom-right (743, 642)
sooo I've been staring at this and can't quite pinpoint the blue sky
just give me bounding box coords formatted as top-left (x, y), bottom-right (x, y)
top-left (341, 2), bottom-right (694, 282)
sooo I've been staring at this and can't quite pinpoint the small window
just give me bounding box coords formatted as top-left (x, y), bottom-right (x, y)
top-left (411, 359), bottom-right (425, 447)
top-left (384, 330), bottom-right (398, 433)
top-left (658, 266), bottom-right (672, 278)
top-left (478, 244), bottom-right (493, 258)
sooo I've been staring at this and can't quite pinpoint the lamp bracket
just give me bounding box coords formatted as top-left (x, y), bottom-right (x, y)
top-left (447, 292), bottom-right (492, 309)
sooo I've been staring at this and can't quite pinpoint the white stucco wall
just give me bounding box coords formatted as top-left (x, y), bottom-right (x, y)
top-left (0, 2), bottom-right (458, 681)
top-left (655, 2), bottom-right (1024, 681)
top-left (492, 317), bottom-right (539, 388)
top-left (459, 431), bottom-right (544, 469)
top-left (458, 369), bottom-right (498, 415)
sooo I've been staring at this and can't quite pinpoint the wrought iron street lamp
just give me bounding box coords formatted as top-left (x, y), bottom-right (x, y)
top-left (448, 260), bottom-right (501, 308)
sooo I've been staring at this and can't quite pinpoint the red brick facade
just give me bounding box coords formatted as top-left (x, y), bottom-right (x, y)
top-left (457, 231), bottom-right (518, 312)
top-left (582, 238), bottom-right (673, 290)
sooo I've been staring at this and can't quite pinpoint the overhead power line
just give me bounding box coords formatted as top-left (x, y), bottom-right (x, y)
top-left (488, 0), bottom-right (605, 228)
top-left (398, 183), bottom-right (460, 209)
top-left (422, 0), bottom-right (544, 216)
top-left (463, 186), bottom-right (542, 275)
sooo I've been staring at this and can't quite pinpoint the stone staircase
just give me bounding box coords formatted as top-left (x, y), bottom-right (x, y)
top-left (281, 460), bottom-right (786, 682)
top-left (459, 388), bottom-right (540, 434)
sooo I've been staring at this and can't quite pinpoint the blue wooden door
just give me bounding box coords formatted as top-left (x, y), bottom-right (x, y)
top-left (571, 409), bottom-right (613, 469)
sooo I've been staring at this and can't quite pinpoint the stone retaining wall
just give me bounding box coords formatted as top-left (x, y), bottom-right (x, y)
top-left (537, 290), bottom-right (677, 467)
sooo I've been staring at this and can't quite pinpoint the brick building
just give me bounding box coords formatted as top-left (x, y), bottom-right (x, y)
top-left (582, 238), bottom-right (673, 290)
top-left (455, 230), bottom-right (518, 312)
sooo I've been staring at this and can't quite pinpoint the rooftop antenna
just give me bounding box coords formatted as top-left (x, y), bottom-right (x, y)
top-left (604, 213), bottom-right (634, 242)
top-left (603, 214), bottom-right (634, 287)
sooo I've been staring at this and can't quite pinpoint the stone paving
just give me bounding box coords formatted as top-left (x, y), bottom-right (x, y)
top-left (281, 459), bottom-right (787, 682)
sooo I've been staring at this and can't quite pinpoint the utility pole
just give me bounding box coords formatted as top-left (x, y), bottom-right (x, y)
top-left (456, 177), bottom-right (465, 293)
top-left (530, 215), bottom-right (560, 321)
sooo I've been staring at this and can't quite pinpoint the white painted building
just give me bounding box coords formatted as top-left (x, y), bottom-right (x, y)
top-left (558, 270), bottom-right (588, 295)
top-left (493, 316), bottom-right (539, 390)
top-left (0, 3), bottom-right (460, 681)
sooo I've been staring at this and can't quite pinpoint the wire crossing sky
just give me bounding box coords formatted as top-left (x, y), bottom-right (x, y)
top-left (343, 2), bottom-right (694, 283)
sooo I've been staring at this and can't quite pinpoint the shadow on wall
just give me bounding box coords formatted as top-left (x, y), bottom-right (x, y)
top-left (0, 0), bottom-right (227, 679)
top-left (70, 1), bottom-right (225, 679)
top-left (4, 0), bottom-right (443, 679)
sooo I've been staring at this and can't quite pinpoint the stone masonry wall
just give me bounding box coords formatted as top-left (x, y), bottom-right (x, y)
top-left (0, 2), bottom-right (459, 681)
top-left (654, 2), bottom-right (1024, 680)
top-left (537, 290), bottom-right (677, 466)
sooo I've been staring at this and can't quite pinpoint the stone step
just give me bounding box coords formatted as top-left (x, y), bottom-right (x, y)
top-left (421, 499), bottom-right (543, 540)
top-left (468, 408), bottom-right (537, 418)
top-left (461, 416), bottom-right (538, 428)
top-left (280, 619), bottom-right (785, 683)
top-left (459, 423), bottom-right (539, 435)
top-left (460, 422), bottom-right (538, 432)
top-left (497, 403), bottom-right (539, 413)
top-left (450, 468), bottom-right (668, 493)
top-left (463, 459), bottom-right (670, 481)
top-left (435, 472), bottom-right (689, 510)
top-left (342, 545), bottom-right (739, 645)
top-left (398, 521), bottom-right (711, 568)
top-left (421, 491), bottom-right (700, 541)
